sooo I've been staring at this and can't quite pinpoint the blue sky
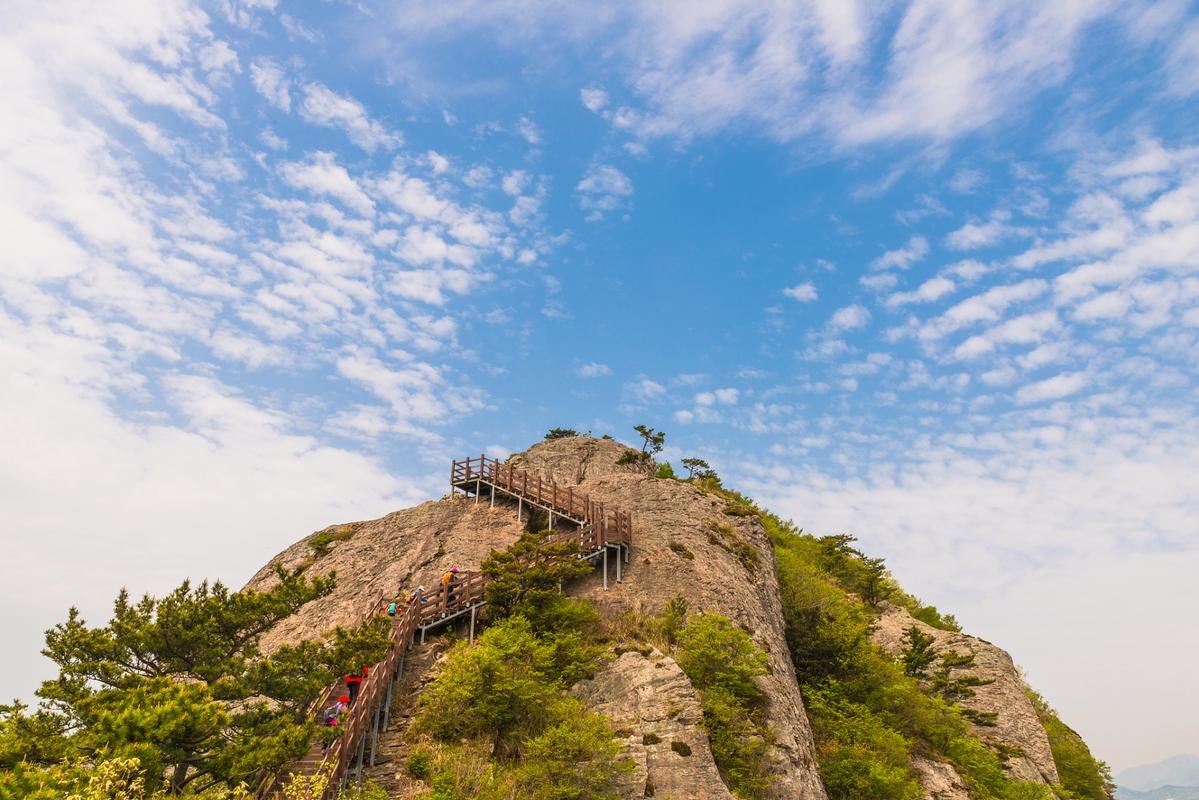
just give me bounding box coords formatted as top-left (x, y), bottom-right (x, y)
top-left (2, 0), bottom-right (1198, 771)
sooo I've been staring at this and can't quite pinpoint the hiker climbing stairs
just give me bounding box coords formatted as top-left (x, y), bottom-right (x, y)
top-left (257, 455), bottom-right (635, 799)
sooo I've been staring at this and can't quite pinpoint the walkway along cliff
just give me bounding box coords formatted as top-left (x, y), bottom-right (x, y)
top-left (254, 451), bottom-right (634, 798)
top-left (247, 435), bottom-right (1109, 800)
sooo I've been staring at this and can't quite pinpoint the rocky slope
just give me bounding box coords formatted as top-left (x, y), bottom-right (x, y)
top-left (872, 603), bottom-right (1060, 791)
top-left (572, 648), bottom-right (735, 800)
top-left (510, 436), bottom-right (827, 799)
top-left (246, 435), bottom-right (1089, 800)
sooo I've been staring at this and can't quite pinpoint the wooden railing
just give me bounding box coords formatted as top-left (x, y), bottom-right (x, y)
top-left (451, 454), bottom-right (633, 547)
top-left (260, 458), bottom-right (635, 798)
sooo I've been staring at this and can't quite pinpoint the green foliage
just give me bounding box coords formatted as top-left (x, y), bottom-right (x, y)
top-left (910, 604), bottom-right (962, 632)
top-left (669, 740), bottom-right (692, 757)
top-left (859, 556), bottom-right (892, 607)
top-left (766, 510), bottom-right (1052, 800)
top-left (804, 687), bottom-right (921, 800)
top-left (405, 748), bottom-right (432, 780)
top-left (930, 650), bottom-right (995, 704)
top-left (416, 617), bottom-right (599, 759)
top-left (333, 779), bottom-right (388, 800)
top-left (518, 712), bottom-right (633, 800)
top-left (0, 755), bottom-right (252, 800)
top-left (673, 613), bottom-right (775, 798)
top-left (698, 688), bottom-right (774, 798)
top-left (659, 596), bottom-right (689, 646)
top-left (1027, 692), bottom-right (1115, 800)
top-left (632, 424), bottom-right (666, 455)
top-left (675, 613), bottom-right (769, 703)
top-left (309, 525), bottom-right (353, 556)
top-left (901, 626), bottom-right (938, 678)
top-left (654, 461), bottom-right (677, 479)
top-left (680, 457), bottom-right (716, 481)
top-left (616, 449), bottom-right (649, 466)
top-left (544, 428), bottom-right (579, 440)
top-left (706, 522), bottom-right (759, 570)
top-left (3, 568), bottom-right (390, 794)
top-left (480, 530), bottom-right (595, 632)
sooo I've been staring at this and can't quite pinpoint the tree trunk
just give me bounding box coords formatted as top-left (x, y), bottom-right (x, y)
top-left (170, 761), bottom-right (189, 795)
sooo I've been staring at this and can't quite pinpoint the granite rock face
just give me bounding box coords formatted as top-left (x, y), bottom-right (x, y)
top-left (245, 498), bottom-right (525, 653)
top-left (911, 756), bottom-right (971, 800)
top-left (511, 436), bottom-right (827, 800)
top-left (572, 648), bottom-right (735, 800)
top-left (245, 436), bottom-right (1071, 800)
top-left (872, 603), bottom-right (1060, 786)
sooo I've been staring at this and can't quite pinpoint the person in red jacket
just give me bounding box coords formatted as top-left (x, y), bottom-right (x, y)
top-left (344, 667), bottom-right (368, 705)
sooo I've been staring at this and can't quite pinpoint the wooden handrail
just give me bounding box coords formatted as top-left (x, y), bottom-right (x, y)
top-left (450, 455), bottom-right (634, 548)
top-left (263, 457), bottom-right (634, 798)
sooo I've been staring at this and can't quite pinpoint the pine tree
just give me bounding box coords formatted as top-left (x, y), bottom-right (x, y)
top-left (481, 531), bottom-right (594, 630)
top-left (901, 625), bottom-right (938, 678)
top-left (930, 650), bottom-right (995, 704)
top-left (858, 556), bottom-right (891, 607)
top-left (6, 567), bottom-right (391, 794)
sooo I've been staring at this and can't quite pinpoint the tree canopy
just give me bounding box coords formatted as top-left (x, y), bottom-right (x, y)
top-left (3, 568), bottom-right (391, 795)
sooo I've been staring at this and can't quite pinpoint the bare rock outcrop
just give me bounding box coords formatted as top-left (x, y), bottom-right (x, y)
top-left (572, 648), bottom-right (735, 800)
top-left (245, 499), bottom-right (524, 652)
top-left (871, 604), bottom-right (1059, 786)
top-left (510, 436), bottom-right (827, 800)
top-left (912, 756), bottom-right (971, 800)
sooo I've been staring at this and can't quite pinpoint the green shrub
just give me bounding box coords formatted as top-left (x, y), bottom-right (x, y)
top-left (544, 428), bottom-right (579, 440)
top-left (518, 711), bottom-right (633, 800)
top-left (669, 740), bottom-right (691, 757)
top-left (405, 748), bottom-right (432, 779)
top-left (310, 525), bottom-right (353, 555)
top-left (416, 617), bottom-right (596, 758)
top-left (766, 507), bottom-right (1052, 800)
top-left (673, 613), bottom-right (774, 798)
top-left (668, 541), bottom-right (694, 560)
top-left (655, 461), bottom-right (678, 479)
top-left (675, 613), bottom-right (768, 703)
top-left (1027, 691), bottom-right (1115, 800)
top-left (481, 531), bottom-right (595, 632)
top-left (698, 688), bottom-right (774, 798)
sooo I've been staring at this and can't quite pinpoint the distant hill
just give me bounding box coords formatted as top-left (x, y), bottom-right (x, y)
top-left (1118, 755), bottom-right (1199, 792)
top-left (1116, 786), bottom-right (1199, 800)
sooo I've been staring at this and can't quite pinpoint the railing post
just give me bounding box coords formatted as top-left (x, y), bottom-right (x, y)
top-left (368, 695), bottom-right (382, 766)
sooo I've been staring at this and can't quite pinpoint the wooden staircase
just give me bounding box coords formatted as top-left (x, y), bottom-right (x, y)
top-left (256, 456), bottom-right (635, 798)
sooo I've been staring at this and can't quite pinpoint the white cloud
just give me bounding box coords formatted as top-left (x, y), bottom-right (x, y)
top-left (279, 152), bottom-right (375, 216)
top-left (299, 82), bottom-right (402, 152)
top-left (375, 1), bottom-right (1150, 150)
top-left (577, 164), bottom-right (634, 220)
top-left (623, 377), bottom-right (666, 403)
top-left (1014, 371), bottom-right (1088, 404)
top-left (748, 411), bottom-right (1199, 771)
top-left (945, 211), bottom-right (1022, 250)
top-left (948, 167), bottom-right (984, 193)
top-left (871, 235), bottom-right (929, 270)
top-left (886, 275), bottom-right (955, 307)
top-left (517, 115), bottom-right (542, 145)
top-left (829, 303), bottom-right (871, 331)
top-left (576, 362), bottom-right (612, 378)
top-left (250, 58), bottom-right (291, 111)
top-left (861, 272), bottom-right (899, 291)
top-left (581, 86), bottom-right (609, 112)
top-left (783, 281), bottom-right (818, 301)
